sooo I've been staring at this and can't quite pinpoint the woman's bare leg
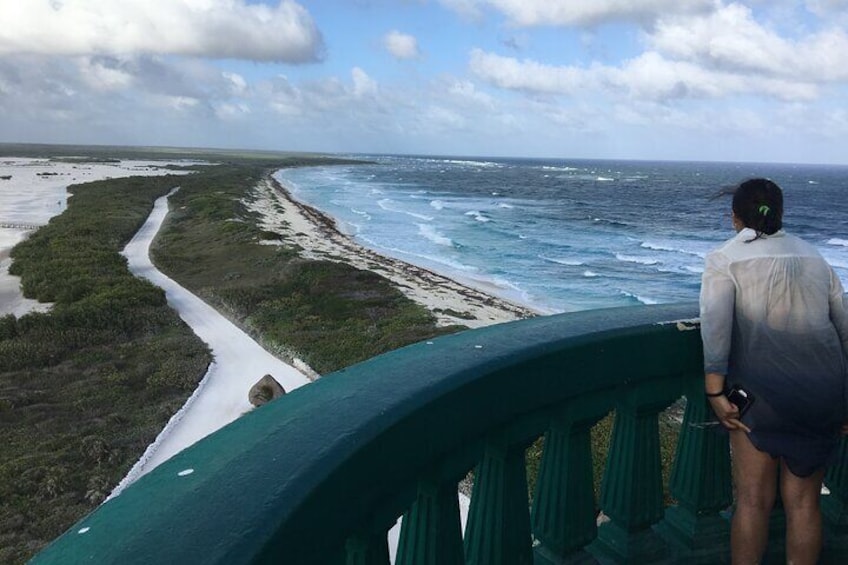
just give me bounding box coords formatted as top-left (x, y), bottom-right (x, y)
top-left (780, 460), bottom-right (825, 565)
top-left (730, 430), bottom-right (778, 564)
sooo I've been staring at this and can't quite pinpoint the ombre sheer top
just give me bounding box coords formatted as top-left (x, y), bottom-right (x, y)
top-left (700, 228), bottom-right (848, 473)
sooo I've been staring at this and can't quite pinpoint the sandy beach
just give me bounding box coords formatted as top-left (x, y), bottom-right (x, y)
top-left (246, 175), bottom-right (538, 328)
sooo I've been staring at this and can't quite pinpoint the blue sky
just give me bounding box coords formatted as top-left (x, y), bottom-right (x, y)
top-left (1, 1), bottom-right (848, 164)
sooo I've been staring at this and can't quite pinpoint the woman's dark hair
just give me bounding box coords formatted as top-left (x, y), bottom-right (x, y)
top-left (731, 178), bottom-right (783, 241)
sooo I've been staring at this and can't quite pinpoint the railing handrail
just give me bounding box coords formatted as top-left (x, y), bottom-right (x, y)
top-left (32, 302), bottom-right (708, 563)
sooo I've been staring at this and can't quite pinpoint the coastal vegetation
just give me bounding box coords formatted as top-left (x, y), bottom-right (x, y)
top-left (0, 147), bottom-right (461, 562)
top-left (148, 159), bottom-right (461, 374)
top-left (0, 173), bottom-right (211, 563)
top-left (0, 144), bottom-right (682, 562)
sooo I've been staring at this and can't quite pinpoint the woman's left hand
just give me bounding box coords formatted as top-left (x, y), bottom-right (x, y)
top-left (708, 394), bottom-right (752, 433)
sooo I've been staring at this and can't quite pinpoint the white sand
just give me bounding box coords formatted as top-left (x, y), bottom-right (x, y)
top-left (0, 157), bottom-right (198, 317)
top-left (245, 177), bottom-right (538, 328)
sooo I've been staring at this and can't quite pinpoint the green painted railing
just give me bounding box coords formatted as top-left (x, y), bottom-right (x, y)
top-left (30, 303), bottom-right (848, 564)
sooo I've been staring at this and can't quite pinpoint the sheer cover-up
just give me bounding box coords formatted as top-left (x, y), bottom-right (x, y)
top-left (701, 228), bottom-right (848, 476)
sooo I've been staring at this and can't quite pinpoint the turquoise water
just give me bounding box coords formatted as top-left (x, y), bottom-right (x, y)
top-left (275, 155), bottom-right (848, 313)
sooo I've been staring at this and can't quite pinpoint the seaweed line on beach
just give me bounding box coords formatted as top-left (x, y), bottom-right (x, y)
top-left (257, 175), bottom-right (538, 328)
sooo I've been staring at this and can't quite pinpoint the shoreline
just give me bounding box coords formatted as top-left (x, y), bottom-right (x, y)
top-left (246, 175), bottom-right (540, 329)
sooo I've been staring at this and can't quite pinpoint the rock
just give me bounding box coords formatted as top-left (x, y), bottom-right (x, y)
top-left (248, 374), bottom-right (286, 407)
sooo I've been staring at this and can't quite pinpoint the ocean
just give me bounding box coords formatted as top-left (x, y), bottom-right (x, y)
top-left (274, 156), bottom-right (848, 314)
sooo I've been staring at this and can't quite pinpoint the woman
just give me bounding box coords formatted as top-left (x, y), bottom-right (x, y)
top-left (700, 178), bottom-right (848, 564)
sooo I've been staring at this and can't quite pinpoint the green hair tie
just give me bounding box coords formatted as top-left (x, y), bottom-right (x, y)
top-left (758, 205), bottom-right (770, 216)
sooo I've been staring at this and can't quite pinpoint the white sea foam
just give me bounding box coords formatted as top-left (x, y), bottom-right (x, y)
top-left (417, 223), bottom-right (453, 246)
top-left (615, 253), bottom-right (660, 266)
top-left (828, 258), bottom-right (848, 270)
top-left (443, 159), bottom-right (502, 168)
top-left (583, 270), bottom-right (599, 277)
top-left (540, 165), bottom-right (579, 172)
top-left (378, 198), bottom-right (433, 221)
top-left (465, 210), bottom-right (491, 223)
top-left (540, 255), bottom-right (584, 266)
top-left (621, 291), bottom-right (659, 305)
top-left (827, 238), bottom-right (848, 247)
top-left (640, 241), bottom-right (706, 258)
top-left (430, 200), bottom-right (445, 211)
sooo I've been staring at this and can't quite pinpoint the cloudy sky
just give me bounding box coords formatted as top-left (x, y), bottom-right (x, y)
top-left (1, 0), bottom-right (848, 164)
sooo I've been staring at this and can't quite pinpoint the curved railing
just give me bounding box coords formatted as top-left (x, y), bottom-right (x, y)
top-left (31, 303), bottom-right (848, 564)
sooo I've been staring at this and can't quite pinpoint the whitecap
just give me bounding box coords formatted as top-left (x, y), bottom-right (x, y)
top-left (430, 200), bottom-right (445, 211)
top-left (621, 291), bottom-right (658, 305)
top-left (540, 165), bottom-right (579, 172)
top-left (417, 223), bottom-right (453, 247)
top-left (465, 210), bottom-right (491, 223)
top-left (640, 241), bottom-right (707, 258)
top-left (583, 270), bottom-right (599, 278)
top-left (443, 159), bottom-right (501, 168)
top-left (827, 238), bottom-right (848, 247)
top-left (539, 255), bottom-right (584, 266)
top-left (615, 253), bottom-right (660, 266)
top-left (379, 198), bottom-right (433, 221)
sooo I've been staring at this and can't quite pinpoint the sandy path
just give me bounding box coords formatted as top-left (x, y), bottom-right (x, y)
top-left (112, 189), bottom-right (311, 494)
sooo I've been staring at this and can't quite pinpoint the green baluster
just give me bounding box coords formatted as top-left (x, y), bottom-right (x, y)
top-left (655, 392), bottom-right (732, 563)
top-left (588, 384), bottom-right (678, 563)
top-left (346, 530), bottom-right (390, 565)
top-left (822, 437), bottom-right (848, 562)
top-left (396, 477), bottom-right (464, 565)
top-left (532, 401), bottom-right (609, 563)
top-left (464, 434), bottom-right (533, 565)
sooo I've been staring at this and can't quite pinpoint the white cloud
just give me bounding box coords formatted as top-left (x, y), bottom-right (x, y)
top-left (351, 67), bottom-right (378, 97)
top-left (441, 0), bottom-right (715, 27)
top-left (469, 47), bottom-right (819, 102)
top-left (223, 72), bottom-right (248, 97)
top-left (446, 79), bottom-right (495, 109)
top-left (424, 105), bottom-right (467, 129)
top-left (469, 49), bottom-right (589, 94)
top-left (264, 68), bottom-right (385, 120)
top-left (383, 31), bottom-right (421, 60)
top-left (650, 4), bottom-right (848, 81)
top-left (215, 102), bottom-right (251, 120)
top-left (610, 51), bottom-right (818, 101)
top-left (0, 0), bottom-right (324, 63)
top-left (77, 57), bottom-right (135, 91)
